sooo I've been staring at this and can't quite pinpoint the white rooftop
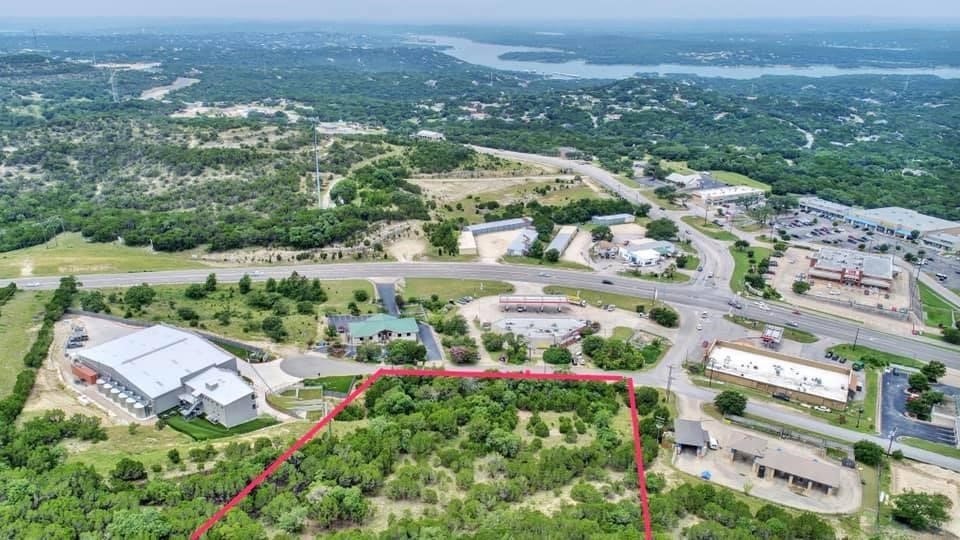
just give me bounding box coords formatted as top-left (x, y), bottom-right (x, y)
top-left (184, 367), bottom-right (253, 406)
top-left (79, 325), bottom-right (233, 399)
top-left (696, 185), bottom-right (764, 199)
top-left (707, 343), bottom-right (850, 403)
top-left (849, 207), bottom-right (960, 233)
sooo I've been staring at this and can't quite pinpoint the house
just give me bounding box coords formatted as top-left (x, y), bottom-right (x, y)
top-left (674, 419), bottom-right (710, 457)
top-left (346, 314), bottom-right (420, 346)
top-left (620, 247), bottom-right (661, 266)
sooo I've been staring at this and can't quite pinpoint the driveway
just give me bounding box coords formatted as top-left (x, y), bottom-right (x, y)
top-left (881, 371), bottom-right (958, 445)
top-left (418, 322), bottom-right (443, 361)
top-left (376, 282), bottom-right (400, 315)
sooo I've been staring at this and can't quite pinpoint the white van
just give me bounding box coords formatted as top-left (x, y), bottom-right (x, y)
top-left (708, 436), bottom-right (720, 451)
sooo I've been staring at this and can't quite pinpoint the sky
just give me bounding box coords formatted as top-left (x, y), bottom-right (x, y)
top-left (4, 0), bottom-right (960, 21)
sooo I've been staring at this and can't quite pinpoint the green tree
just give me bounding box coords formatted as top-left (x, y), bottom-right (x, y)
top-left (261, 315), bottom-right (287, 342)
top-left (385, 340), bottom-right (427, 364)
top-left (649, 306), bottom-right (679, 328)
top-left (167, 448), bottom-right (181, 464)
top-left (542, 346), bottom-right (573, 365)
top-left (105, 509), bottom-right (172, 539)
top-left (79, 291), bottom-right (107, 312)
top-left (921, 361), bottom-right (947, 383)
top-left (204, 273), bottom-right (218, 292)
top-left (892, 491), bottom-right (952, 530)
top-left (645, 218), bottom-right (679, 240)
top-left (124, 283), bottom-right (156, 310)
top-left (238, 274), bottom-right (252, 294)
top-left (591, 225), bottom-right (613, 242)
top-left (714, 390), bottom-right (747, 416)
top-left (544, 248), bottom-right (560, 263)
top-left (853, 440), bottom-right (884, 466)
top-left (528, 239), bottom-right (545, 259)
top-left (353, 289), bottom-right (369, 302)
top-left (908, 372), bottom-right (930, 393)
top-left (184, 283), bottom-right (208, 300)
top-left (942, 327), bottom-right (960, 345)
top-left (792, 280), bottom-right (811, 294)
top-left (111, 457), bottom-right (147, 481)
top-left (733, 239), bottom-right (750, 251)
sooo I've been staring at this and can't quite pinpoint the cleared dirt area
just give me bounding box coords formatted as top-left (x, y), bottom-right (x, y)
top-left (171, 100), bottom-right (300, 122)
top-left (561, 230), bottom-right (594, 267)
top-left (412, 175), bottom-right (571, 203)
top-left (891, 461), bottom-right (960, 537)
top-left (771, 247), bottom-right (913, 333)
top-left (475, 230), bottom-right (523, 263)
top-left (140, 77), bottom-right (199, 100)
top-left (610, 223), bottom-right (648, 242)
top-left (387, 237), bottom-right (428, 262)
top-left (673, 395), bottom-right (862, 514)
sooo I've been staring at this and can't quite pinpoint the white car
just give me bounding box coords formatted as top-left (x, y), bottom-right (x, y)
top-left (538, 272), bottom-right (551, 277)
top-left (250, 270), bottom-right (264, 276)
top-left (24, 282), bottom-right (41, 288)
top-left (813, 405), bottom-right (832, 413)
top-left (696, 323), bottom-right (703, 331)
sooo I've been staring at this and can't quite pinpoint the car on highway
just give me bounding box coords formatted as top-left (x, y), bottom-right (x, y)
top-left (697, 266), bottom-right (703, 272)
top-left (601, 279), bottom-right (613, 285)
top-left (786, 321), bottom-right (800, 328)
top-left (537, 272), bottom-right (551, 277)
top-left (250, 270), bottom-right (264, 276)
top-left (24, 282), bottom-right (41, 288)
top-left (696, 323), bottom-right (702, 330)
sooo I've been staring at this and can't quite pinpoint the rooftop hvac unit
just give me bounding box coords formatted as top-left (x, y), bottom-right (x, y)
top-left (205, 381), bottom-right (219, 391)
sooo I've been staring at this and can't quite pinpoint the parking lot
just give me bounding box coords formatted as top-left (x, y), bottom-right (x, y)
top-left (881, 370), bottom-right (958, 446)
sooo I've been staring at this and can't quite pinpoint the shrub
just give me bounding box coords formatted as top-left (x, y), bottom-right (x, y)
top-left (853, 440), bottom-right (884, 466)
top-left (713, 390), bottom-right (747, 416)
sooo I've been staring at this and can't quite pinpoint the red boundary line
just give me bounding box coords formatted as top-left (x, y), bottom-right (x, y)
top-left (191, 368), bottom-right (653, 539)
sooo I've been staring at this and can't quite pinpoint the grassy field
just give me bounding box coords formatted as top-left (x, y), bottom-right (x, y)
top-left (900, 436), bottom-right (960, 459)
top-left (437, 181), bottom-right (602, 224)
top-left (709, 170), bottom-right (772, 191)
top-left (402, 278), bottom-right (513, 302)
top-left (303, 375), bottom-right (356, 393)
top-left (0, 233), bottom-right (210, 278)
top-left (544, 286), bottom-right (654, 311)
top-left (642, 189), bottom-right (684, 211)
top-left (722, 314), bottom-right (819, 343)
top-left (826, 344), bottom-right (925, 369)
top-left (0, 291), bottom-right (49, 396)
top-left (611, 326), bottom-right (634, 340)
top-left (165, 415), bottom-right (279, 441)
top-left (729, 245), bottom-right (773, 294)
top-left (681, 216), bottom-right (739, 242)
top-left (97, 279), bottom-right (374, 348)
top-left (502, 255), bottom-right (593, 271)
top-left (918, 281), bottom-right (959, 328)
top-left (618, 270), bottom-right (691, 283)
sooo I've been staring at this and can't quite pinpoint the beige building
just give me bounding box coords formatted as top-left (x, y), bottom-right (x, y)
top-left (729, 435), bottom-right (841, 495)
top-left (809, 247), bottom-right (895, 289)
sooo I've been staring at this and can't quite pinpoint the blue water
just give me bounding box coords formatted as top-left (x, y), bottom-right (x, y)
top-left (415, 35), bottom-right (960, 80)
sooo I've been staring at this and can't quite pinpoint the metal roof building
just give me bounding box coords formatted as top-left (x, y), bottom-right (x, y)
top-left (346, 314), bottom-right (420, 345)
top-left (505, 228), bottom-right (539, 257)
top-left (846, 207), bottom-right (960, 237)
top-left (798, 196), bottom-right (852, 219)
top-left (674, 419), bottom-right (710, 456)
top-left (546, 225), bottom-right (578, 255)
top-left (76, 325), bottom-right (256, 426)
top-left (694, 185), bottom-right (764, 205)
top-left (590, 213), bottom-right (635, 226)
top-left (467, 217), bottom-right (533, 236)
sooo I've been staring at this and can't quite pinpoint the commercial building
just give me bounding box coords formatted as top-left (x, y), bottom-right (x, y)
top-left (590, 213), bottom-right (635, 226)
top-left (414, 129), bottom-right (445, 141)
top-left (845, 207), bottom-right (960, 239)
top-left (703, 340), bottom-right (854, 410)
top-left (505, 228), bottom-right (539, 256)
top-left (761, 325), bottom-right (784, 348)
top-left (74, 325), bottom-right (256, 426)
top-left (922, 232), bottom-right (960, 252)
top-left (492, 318), bottom-right (587, 349)
top-left (666, 172), bottom-right (703, 189)
top-left (674, 419), bottom-right (710, 457)
top-left (798, 196), bottom-right (851, 220)
top-left (729, 435), bottom-right (840, 495)
top-left (809, 247), bottom-right (895, 289)
top-left (499, 295), bottom-right (568, 311)
top-left (694, 186), bottom-right (764, 206)
top-left (347, 314), bottom-right (419, 346)
top-left (628, 239), bottom-right (677, 256)
top-left (467, 217), bottom-right (533, 235)
top-left (619, 247), bottom-right (661, 266)
top-left (546, 225), bottom-right (578, 255)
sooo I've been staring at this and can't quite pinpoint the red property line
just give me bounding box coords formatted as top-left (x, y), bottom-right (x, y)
top-left (191, 368), bottom-right (653, 540)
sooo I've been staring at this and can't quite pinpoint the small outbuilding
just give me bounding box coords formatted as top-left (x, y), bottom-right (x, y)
top-left (674, 419), bottom-right (710, 457)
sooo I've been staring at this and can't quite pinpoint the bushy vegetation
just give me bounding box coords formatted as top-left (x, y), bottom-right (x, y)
top-left (581, 335), bottom-right (665, 370)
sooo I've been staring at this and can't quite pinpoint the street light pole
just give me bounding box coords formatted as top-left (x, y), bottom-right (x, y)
top-left (852, 327), bottom-right (861, 351)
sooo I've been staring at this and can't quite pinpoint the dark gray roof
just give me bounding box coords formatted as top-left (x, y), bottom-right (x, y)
top-left (674, 419), bottom-right (709, 447)
top-left (757, 449), bottom-right (840, 487)
top-left (729, 435), bottom-right (768, 457)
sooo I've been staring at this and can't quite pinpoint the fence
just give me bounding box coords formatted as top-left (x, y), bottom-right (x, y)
top-left (724, 413), bottom-right (853, 457)
top-left (807, 292), bottom-right (910, 321)
top-left (65, 308), bottom-right (270, 361)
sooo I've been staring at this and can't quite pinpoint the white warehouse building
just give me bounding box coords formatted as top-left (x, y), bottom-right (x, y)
top-left (75, 325), bottom-right (257, 427)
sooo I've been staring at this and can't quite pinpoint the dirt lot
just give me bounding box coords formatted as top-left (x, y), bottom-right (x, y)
top-left (610, 223), bottom-right (648, 242)
top-left (412, 175), bottom-right (570, 203)
top-left (771, 247), bottom-right (914, 333)
top-left (475, 230), bottom-right (525, 263)
top-left (387, 237), bottom-right (428, 262)
top-left (561, 230), bottom-right (594, 267)
top-left (672, 394), bottom-right (862, 514)
top-left (22, 316), bottom-right (142, 425)
top-left (891, 460), bottom-right (960, 537)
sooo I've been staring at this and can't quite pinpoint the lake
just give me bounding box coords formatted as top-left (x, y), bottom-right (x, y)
top-left (415, 35), bottom-right (960, 80)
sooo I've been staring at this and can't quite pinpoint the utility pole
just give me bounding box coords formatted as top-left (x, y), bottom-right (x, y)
top-left (852, 327), bottom-right (861, 350)
top-left (665, 364), bottom-right (674, 403)
top-left (877, 427), bottom-right (898, 529)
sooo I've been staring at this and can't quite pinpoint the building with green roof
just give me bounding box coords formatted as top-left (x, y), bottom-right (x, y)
top-left (346, 314), bottom-right (420, 346)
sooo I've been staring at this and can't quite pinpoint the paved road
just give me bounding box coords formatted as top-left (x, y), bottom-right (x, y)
top-left (8, 262), bottom-right (957, 365)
